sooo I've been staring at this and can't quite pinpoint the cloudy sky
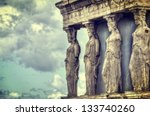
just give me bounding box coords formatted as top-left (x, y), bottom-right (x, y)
top-left (0, 0), bottom-right (88, 99)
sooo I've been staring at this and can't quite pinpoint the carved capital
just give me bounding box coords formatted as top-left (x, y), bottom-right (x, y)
top-left (64, 27), bottom-right (77, 43)
top-left (104, 14), bottom-right (121, 32)
top-left (84, 21), bottom-right (97, 38)
top-left (131, 9), bottom-right (146, 17)
top-left (131, 9), bottom-right (147, 26)
top-left (104, 14), bottom-right (121, 23)
top-left (84, 21), bottom-right (94, 30)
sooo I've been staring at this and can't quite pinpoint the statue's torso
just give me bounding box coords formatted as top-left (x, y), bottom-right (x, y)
top-left (67, 44), bottom-right (76, 63)
top-left (106, 32), bottom-right (121, 58)
top-left (133, 26), bottom-right (150, 55)
top-left (86, 38), bottom-right (97, 62)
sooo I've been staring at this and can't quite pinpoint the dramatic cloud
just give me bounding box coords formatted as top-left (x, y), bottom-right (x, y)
top-left (5, 0), bottom-right (34, 12)
top-left (0, 0), bottom-right (67, 72)
top-left (0, 89), bottom-right (9, 98)
top-left (52, 74), bottom-right (65, 88)
top-left (0, 5), bottom-right (21, 37)
top-left (0, 35), bottom-right (18, 59)
top-left (47, 92), bottom-right (65, 99)
top-left (9, 91), bottom-right (21, 98)
top-left (16, 28), bottom-right (66, 72)
top-left (0, 0), bottom-right (87, 99)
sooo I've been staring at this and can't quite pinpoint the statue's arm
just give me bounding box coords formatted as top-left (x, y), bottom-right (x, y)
top-left (147, 28), bottom-right (150, 45)
top-left (145, 28), bottom-right (150, 65)
top-left (95, 39), bottom-right (100, 57)
top-left (148, 35), bottom-right (150, 65)
top-left (74, 44), bottom-right (80, 58)
top-left (65, 49), bottom-right (68, 62)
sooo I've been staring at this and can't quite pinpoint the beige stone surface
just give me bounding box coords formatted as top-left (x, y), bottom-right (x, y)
top-left (129, 9), bottom-right (150, 92)
top-left (102, 15), bottom-right (122, 94)
top-left (56, 0), bottom-right (150, 27)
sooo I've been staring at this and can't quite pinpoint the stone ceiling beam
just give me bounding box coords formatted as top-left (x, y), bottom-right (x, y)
top-left (56, 0), bottom-right (150, 28)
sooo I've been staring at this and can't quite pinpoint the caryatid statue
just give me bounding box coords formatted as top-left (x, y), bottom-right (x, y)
top-left (129, 9), bottom-right (150, 92)
top-left (102, 15), bottom-right (122, 94)
top-left (84, 22), bottom-right (100, 95)
top-left (64, 27), bottom-right (81, 97)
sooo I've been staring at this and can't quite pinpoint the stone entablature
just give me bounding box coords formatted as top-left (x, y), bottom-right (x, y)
top-left (56, 0), bottom-right (150, 27)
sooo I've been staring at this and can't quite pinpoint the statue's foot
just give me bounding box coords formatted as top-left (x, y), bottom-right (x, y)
top-left (134, 88), bottom-right (142, 92)
top-left (142, 87), bottom-right (149, 91)
top-left (67, 94), bottom-right (77, 98)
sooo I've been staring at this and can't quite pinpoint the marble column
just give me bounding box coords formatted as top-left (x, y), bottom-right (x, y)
top-left (84, 22), bottom-right (100, 95)
top-left (129, 9), bottom-right (150, 92)
top-left (102, 14), bottom-right (122, 94)
top-left (64, 27), bottom-right (81, 97)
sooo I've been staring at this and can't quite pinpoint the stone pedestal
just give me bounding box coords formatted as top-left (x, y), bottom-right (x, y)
top-left (70, 92), bottom-right (150, 99)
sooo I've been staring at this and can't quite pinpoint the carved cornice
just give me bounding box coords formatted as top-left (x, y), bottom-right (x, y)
top-left (56, 0), bottom-right (150, 27)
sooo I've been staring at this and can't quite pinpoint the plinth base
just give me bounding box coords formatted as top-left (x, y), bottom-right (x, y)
top-left (65, 91), bottom-right (150, 99)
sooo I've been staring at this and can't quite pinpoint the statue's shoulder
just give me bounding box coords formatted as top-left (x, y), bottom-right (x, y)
top-left (133, 27), bottom-right (149, 35)
top-left (116, 32), bottom-right (121, 39)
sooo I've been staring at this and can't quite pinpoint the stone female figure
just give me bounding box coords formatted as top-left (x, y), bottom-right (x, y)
top-left (65, 27), bottom-right (80, 97)
top-left (129, 10), bottom-right (150, 91)
top-left (84, 22), bottom-right (100, 95)
top-left (102, 15), bottom-right (122, 94)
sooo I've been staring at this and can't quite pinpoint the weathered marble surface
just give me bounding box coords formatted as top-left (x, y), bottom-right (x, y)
top-left (65, 27), bottom-right (81, 97)
top-left (129, 9), bottom-right (150, 92)
top-left (56, 0), bottom-right (150, 27)
top-left (102, 15), bottom-right (122, 94)
top-left (84, 22), bottom-right (100, 95)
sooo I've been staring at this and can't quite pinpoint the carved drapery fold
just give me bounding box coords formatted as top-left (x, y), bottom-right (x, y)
top-left (102, 14), bottom-right (122, 94)
top-left (84, 22), bottom-right (100, 95)
top-left (129, 9), bottom-right (150, 91)
top-left (64, 27), bottom-right (81, 97)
